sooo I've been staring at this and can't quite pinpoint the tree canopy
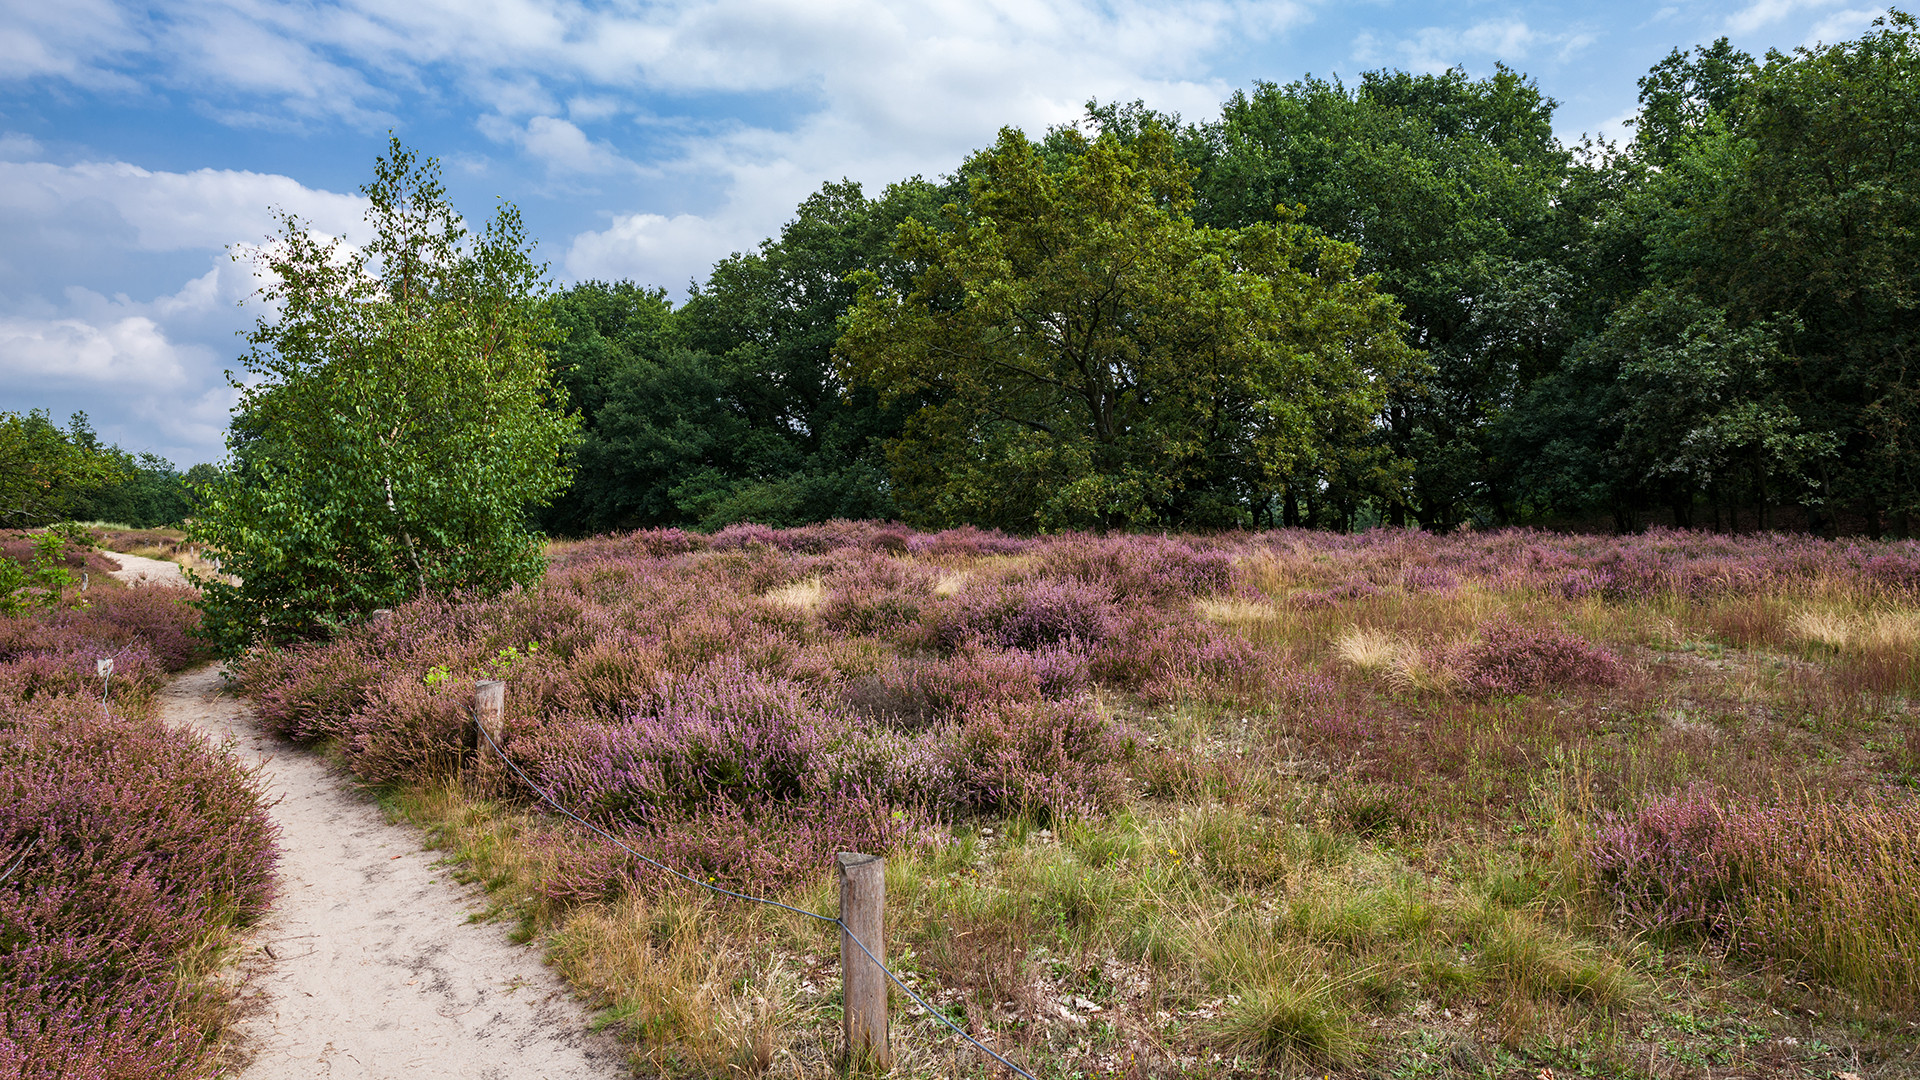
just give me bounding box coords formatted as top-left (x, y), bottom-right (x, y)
top-left (838, 125), bottom-right (1416, 531)
top-left (190, 138), bottom-right (578, 650)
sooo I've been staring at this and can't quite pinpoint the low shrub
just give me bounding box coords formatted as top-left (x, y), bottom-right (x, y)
top-left (1592, 786), bottom-right (1920, 1006)
top-left (925, 577), bottom-right (1111, 652)
top-left (1444, 617), bottom-right (1625, 697)
top-left (0, 690), bottom-right (276, 1078)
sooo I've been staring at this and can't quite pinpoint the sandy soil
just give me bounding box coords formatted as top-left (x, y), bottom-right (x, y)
top-left (157, 667), bottom-right (630, 1079)
top-left (105, 550), bottom-right (188, 587)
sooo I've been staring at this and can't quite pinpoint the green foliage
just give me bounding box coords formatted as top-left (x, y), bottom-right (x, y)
top-left (839, 124), bottom-right (1417, 531)
top-left (1188, 67), bottom-right (1570, 527)
top-left (66, 450), bottom-right (195, 527)
top-left (0, 410), bottom-right (131, 528)
top-left (0, 530), bottom-right (81, 616)
top-left (190, 138), bottom-right (578, 651)
top-left (538, 179), bottom-right (947, 535)
top-left (1501, 9), bottom-right (1920, 533)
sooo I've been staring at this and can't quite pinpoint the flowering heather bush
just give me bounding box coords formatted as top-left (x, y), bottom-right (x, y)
top-left (817, 556), bottom-right (930, 638)
top-left (1401, 565), bottom-right (1458, 593)
top-left (1090, 609), bottom-right (1263, 702)
top-left (1589, 785), bottom-right (1736, 935)
top-left (1035, 534), bottom-right (1239, 602)
top-left (1445, 617), bottom-right (1625, 697)
top-left (0, 674), bottom-right (276, 1078)
top-left (945, 696), bottom-right (1129, 822)
top-left (925, 577), bottom-right (1112, 652)
top-left (903, 524), bottom-right (1030, 558)
top-left (1592, 787), bottom-right (1920, 1004)
top-left (0, 589), bottom-right (201, 710)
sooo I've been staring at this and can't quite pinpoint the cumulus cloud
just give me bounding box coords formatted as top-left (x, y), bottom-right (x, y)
top-left (565, 209), bottom-right (762, 291)
top-left (479, 114), bottom-right (639, 177)
top-left (0, 155), bottom-right (367, 463)
top-left (0, 313), bottom-right (198, 388)
top-left (0, 159), bottom-right (364, 254)
top-left (1800, 6), bottom-right (1885, 44)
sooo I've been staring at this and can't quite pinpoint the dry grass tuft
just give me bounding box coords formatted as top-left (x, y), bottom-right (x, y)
top-left (762, 576), bottom-right (825, 612)
top-left (1333, 627), bottom-right (1408, 673)
top-left (1789, 609), bottom-right (1854, 649)
top-left (1194, 597), bottom-right (1279, 626)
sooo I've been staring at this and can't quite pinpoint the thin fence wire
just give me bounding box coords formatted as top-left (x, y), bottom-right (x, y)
top-left (472, 713), bottom-right (1040, 1080)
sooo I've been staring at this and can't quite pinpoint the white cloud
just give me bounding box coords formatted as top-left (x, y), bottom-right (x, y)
top-left (0, 133), bottom-right (43, 162)
top-left (480, 114), bottom-right (639, 177)
top-left (0, 0), bottom-right (142, 83)
top-left (565, 210), bottom-right (759, 292)
top-left (0, 159), bottom-right (365, 252)
top-left (1801, 6), bottom-right (1884, 44)
top-left (0, 313), bottom-right (198, 388)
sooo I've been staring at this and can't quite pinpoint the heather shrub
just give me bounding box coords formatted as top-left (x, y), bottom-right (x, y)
top-left (1036, 534), bottom-right (1239, 602)
top-left (60, 587), bottom-right (205, 670)
top-left (1401, 565), bottom-right (1457, 593)
top-left (1444, 617), bottom-right (1625, 697)
top-left (1090, 608), bottom-right (1263, 701)
top-left (1588, 785), bottom-right (1736, 935)
top-left (925, 577), bottom-right (1111, 652)
top-left (0, 695), bottom-right (277, 1079)
top-left (517, 663), bottom-right (834, 821)
top-left (818, 557), bottom-right (931, 638)
top-left (243, 640), bottom-right (385, 741)
top-left (946, 696), bottom-right (1130, 821)
top-left (1591, 787), bottom-right (1920, 1005)
top-left (904, 524), bottom-right (1030, 558)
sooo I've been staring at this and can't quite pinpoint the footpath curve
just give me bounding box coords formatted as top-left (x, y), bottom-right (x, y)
top-left (157, 666), bottom-right (628, 1079)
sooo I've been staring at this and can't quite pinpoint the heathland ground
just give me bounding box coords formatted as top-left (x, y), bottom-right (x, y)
top-left (234, 523), bottom-right (1920, 1079)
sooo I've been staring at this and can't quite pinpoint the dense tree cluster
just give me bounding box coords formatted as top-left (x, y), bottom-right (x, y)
top-left (542, 11), bottom-right (1917, 536)
top-left (0, 410), bottom-right (206, 528)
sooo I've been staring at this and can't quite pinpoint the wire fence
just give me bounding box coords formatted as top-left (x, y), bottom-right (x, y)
top-left (471, 709), bottom-right (1041, 1080)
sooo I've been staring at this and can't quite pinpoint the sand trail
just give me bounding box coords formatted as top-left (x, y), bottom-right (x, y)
top-left (157, 666), bottom-right (627, 1079)
top-left (105, 550), bottom-right (189, 587)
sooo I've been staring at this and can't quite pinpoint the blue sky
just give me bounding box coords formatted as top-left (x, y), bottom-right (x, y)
top-left (0, 0), bottom-right (1890, 469)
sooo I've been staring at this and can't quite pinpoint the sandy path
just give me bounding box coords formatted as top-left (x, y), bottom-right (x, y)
top-left (158, 667), bottom-right (629, 1079)
top-left (105, 550), bottom-right (188, 587)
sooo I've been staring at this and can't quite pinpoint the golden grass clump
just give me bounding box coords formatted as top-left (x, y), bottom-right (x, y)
top-left (762, 576), bottom-right (824, 612)
top-left (1789, 609), bottom-right (1855, 650)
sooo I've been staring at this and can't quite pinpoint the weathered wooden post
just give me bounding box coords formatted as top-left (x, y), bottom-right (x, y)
top-left (472, 680), bottom-right (506, 751)
top-left (837, 851), bottom-right (890, 1070)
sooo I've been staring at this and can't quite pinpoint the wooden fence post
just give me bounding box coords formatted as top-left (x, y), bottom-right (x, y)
top-left (472, 680), bottom-right (506, 750)
top-left (837, 851), bottom-right (891, 1071)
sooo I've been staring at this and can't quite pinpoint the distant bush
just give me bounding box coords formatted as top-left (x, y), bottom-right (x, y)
top-left (925, 577), bottom-right (1112, 652)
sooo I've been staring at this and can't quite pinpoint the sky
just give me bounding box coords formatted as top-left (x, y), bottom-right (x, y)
top-left (0, 0), bottom-right (1891, 470)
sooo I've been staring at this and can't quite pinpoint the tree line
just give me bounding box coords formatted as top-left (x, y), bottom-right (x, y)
top-left (0, 409), bottom-right (213, 529)
top-left (543, 11), bottom-right (1918, 537)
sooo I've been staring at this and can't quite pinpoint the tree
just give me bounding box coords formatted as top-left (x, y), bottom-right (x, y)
top-left (190, 138), bottom-right (578, 650)
top-left (838, 124), bottom-right (1416, 531)
top-left (1516, 11), bottom-right (1920, 534)
top-left (1189, 68), bottom-right (1571, 526)
top-left (0, 410), bottom-right (130, 528)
